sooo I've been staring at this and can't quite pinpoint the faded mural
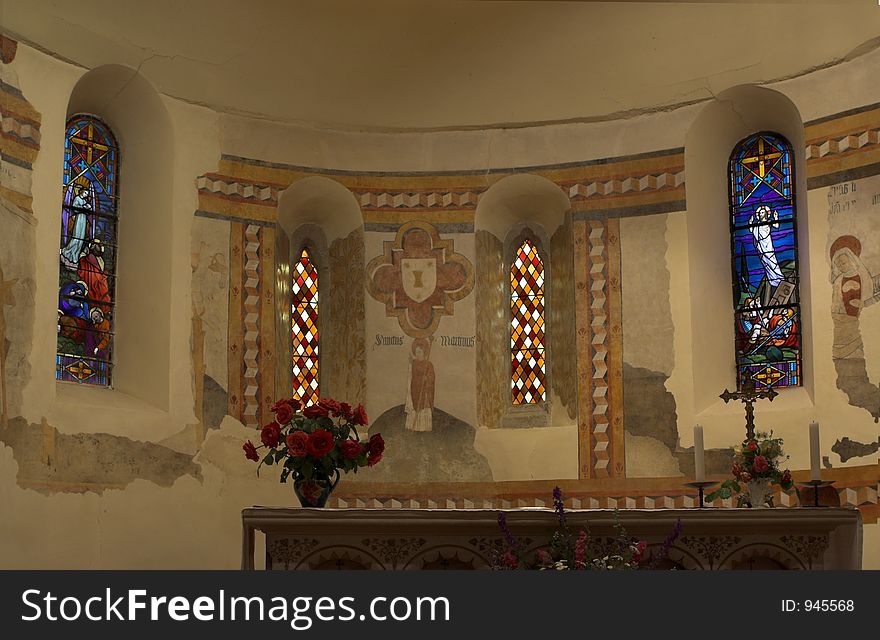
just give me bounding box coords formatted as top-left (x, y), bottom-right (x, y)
top-left (364, 221), bottom-right (488, 482)
top-left (829, 175), bottom-right (880, 430)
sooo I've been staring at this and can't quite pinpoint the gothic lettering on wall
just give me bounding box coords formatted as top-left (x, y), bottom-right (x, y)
top-left (366, 221), bottom-right (474, 338)
top-left (438, 335), bottom-right (474, 348)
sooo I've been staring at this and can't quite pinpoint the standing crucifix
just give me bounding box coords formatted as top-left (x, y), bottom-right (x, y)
top-left (719, 374), bottom-right (778, 441)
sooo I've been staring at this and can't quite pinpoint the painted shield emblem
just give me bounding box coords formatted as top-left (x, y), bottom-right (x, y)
top-left (401, 258), bottom-right (437, 304)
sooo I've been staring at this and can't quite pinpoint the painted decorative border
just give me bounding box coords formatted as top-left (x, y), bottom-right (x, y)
top-left (805, 101), bottom-right (880, 188)
top-left (328, 466), bottom-right (880, 523)
top-left (573, 220), bottom-right (592, 479)
top-left (1, 43), bottom-right (41, 215)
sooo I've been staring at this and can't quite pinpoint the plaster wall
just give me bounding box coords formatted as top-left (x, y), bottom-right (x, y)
top-left (0, 40), bottom-right (876, 569)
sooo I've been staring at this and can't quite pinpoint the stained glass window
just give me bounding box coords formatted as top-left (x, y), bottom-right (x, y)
top-left (511, 238), bottom-right (546, 404)
top-left (728, 132), bottom-right (801, 390)
top-left (291, 247), bottom-right (319, 406)
top-left (56, 116), bottom-right (119, 386)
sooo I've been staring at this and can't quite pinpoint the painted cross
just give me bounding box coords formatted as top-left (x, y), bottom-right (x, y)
top-left (719, 373), bottom-right (778, 441)
top-left (367, 221), bottom-right (474, 338)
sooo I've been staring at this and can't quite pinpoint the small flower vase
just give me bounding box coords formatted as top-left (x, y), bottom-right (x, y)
top-left (745, 477), bottom-right (772, 508)
top-left (293, 469), bottom-right (340, 508)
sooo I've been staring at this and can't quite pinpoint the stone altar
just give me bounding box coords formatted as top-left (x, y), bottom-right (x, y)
top-left (241, 507), bottom-right (862, 570)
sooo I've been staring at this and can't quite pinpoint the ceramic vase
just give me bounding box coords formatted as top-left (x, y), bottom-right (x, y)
top-left (746, 477), bottom-right (772, 508)
top-left (293, 469), bottom-right (340, 508)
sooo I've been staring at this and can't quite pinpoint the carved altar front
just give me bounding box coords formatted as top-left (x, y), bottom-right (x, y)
top-left (241, 507), bottom-right (862, 570)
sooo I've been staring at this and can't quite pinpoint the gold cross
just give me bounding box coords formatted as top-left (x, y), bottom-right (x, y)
top-left (740, 136), bottom-right (782, 179)
top-left (70, 122), bottom-right (110, 170)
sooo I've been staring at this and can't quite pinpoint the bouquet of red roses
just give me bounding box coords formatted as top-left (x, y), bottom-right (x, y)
top-left (242, 397), bottom-right (384, 500)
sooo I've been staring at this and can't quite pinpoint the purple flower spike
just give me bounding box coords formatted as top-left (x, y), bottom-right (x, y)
top-left (497, 511), bottom-right (520, 551)
top-left (552, 485), bottom-right (566, 528)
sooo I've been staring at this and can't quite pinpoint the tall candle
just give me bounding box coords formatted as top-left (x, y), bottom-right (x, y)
top-left (809, 422), bottom-right (821, 481)
top-left (694, 425), bottom-right (705, 482)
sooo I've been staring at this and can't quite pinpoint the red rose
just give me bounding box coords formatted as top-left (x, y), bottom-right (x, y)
top-left (303, 404), bottom-right (329, 419)
top-left (353, 404), bottom-right (369, 426)
top-left (341, 439), bottom-right (362, 460)
top-left (319, 398), bottom-right (342, 416)
top-left (272, 397), bottom-right (301, 413)
top-left (368, 433), bottom-right (385, 456)
top-left (747, 440), bottom-right (758, 452)
top-left (286, 431), bottom-right (308, 457)
top-left (781, 469), bottom-right (792, 485)
top-left (339, 402), bottom-right (353, 419)
top-left (752, 455), bottom-right (769, 474)
top-left (731, 462), bottom-right (742, 477)
top-left (260, 423), bottom-right (282, 448)
top-left (366, 434), bottom-right (384, 466)
top-left (274, 402), bottom-right (294, 425)
top-left (306, 429), bottom-right (336, 458)
top-left (243, 440), bottom-right (259, 462)
top-left (633, 540), bottom-right (648, 564)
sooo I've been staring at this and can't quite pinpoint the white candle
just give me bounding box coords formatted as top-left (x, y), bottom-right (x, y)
top-left (694, 425), bottom-right (705, 482)
top-left (809, 422), bottom-right (821, 481)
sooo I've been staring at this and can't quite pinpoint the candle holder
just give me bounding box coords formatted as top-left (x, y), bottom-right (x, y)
top-left (684, 481), bottom-right (717, 508)
top-left (796, 479), bottom-right (836, 507)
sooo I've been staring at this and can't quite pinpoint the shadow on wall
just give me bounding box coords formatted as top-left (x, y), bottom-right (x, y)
top-left (622, 363), bottom-right (732, 477)
top-left (364, 405), bottom-right (493, 483)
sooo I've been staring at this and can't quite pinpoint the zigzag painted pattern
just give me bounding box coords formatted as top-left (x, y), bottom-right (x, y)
top-left (196, 175), bottom-right (277, 203)
top-left (566, 171), bottom-right (685, 199)
top-left (588, 220), bottom-right (610, 477)
top-left (806, 129), bottom-right (880, 160)
top-left (574, 221), bottom-right (593, 479)
top-left (242, 224), bottom-right (261, 428)
top-left (195, 173), bottom-right (685, 211)
top-left (327, 483), bottom-right (879, 511)
top-left (0, 113), bottom-right (41, 145)
top-left (357, 191), bottom-right (482, 209)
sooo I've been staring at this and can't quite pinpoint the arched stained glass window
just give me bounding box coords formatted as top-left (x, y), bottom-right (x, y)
top-left (56, 115), bottom-right (119, 386)
top-left (729, 132), bottom-right (801, 390)
top-left (511, 238), bottom-right (546, 404)
top-left (291, 247), bottom-right (319, 406)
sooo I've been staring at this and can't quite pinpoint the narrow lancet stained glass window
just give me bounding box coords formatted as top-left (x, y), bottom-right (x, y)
top-left (291, 247), bottom-right (319, 406)
top-left (729, 132), bottom-right (801, 390)
top-left (56, 116), bottom-right (119, 386)
top-left (511, 238), bottom-right (546, 404)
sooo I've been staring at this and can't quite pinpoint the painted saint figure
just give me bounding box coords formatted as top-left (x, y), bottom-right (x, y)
top-left (405, 337), bottom-right (435, 432)
top-left (85, 307), bottom-right (111, 360)
top-left (77, 240), bottom-right (111, 312)
top-left (749, 205), bottom-right (785, 288)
